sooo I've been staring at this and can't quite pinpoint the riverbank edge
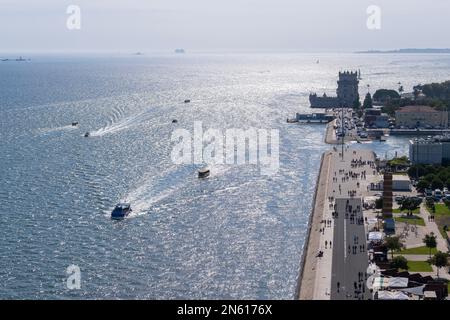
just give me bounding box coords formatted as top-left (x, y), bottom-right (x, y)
top-left (296, 151), bottom-right (330, 299)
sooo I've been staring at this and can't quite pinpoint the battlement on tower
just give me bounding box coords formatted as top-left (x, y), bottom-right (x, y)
top-left (338, 71), bottom-right (359, 81)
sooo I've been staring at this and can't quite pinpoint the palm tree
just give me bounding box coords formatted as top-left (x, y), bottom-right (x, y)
top-left (428, 251), bottom-right (449, 278)
top-left (423, 233), bottom-right (437, 259)
top-left (398, 82), bottom-right (404, 95)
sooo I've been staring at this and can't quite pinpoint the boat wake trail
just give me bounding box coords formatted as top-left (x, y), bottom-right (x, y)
top-left (90, 105), bottom-right (160, 137)
top-left (105, 168), bottom-right (187, 219)
top-left (125, 187), bottom-right (178, 218)
top-left (37, 125), bottom-right (78, 135)
top-left (90, 113), bottom-right (143, 137)
top-left (105, 164), bottom-right (231, 219)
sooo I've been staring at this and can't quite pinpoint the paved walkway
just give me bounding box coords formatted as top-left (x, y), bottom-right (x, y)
top-left (299, 147), bottom-right (377, 299)
top-left (420, 204), bottom-right (449, 252)
top-left (392, 203), bottom-right (448, 253)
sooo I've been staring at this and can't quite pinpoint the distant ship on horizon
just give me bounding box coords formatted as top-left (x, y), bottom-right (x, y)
top-left (174, 49), bottom-right (186, 54)
top-left (1, 56), bottom-right (29, 62)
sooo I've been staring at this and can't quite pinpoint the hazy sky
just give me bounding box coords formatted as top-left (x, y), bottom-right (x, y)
top-left (1, 0), bottom-right (449, 53)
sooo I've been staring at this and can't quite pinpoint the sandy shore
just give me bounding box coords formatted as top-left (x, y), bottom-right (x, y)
top-left (297, 151), bottom-right (331, 299)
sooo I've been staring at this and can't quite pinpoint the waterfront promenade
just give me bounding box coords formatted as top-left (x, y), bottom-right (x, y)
top-left (298, 147), bottom-right (376, 300)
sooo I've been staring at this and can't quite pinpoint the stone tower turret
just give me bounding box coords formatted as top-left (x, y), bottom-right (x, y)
top-left (336, 71), bottom-right (359, 107)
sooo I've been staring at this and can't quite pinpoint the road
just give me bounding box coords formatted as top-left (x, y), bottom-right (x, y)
top-left (331, 198), bottom-right (371, 300)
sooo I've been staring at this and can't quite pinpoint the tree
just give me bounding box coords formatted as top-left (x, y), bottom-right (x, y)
top-left (416, 180), bottom-right (430, 192)
top-left (422, 233), bottom-right (437, 259)
top-left (408, 164), bottom-right (426, 179)
top-left (390, 256), bottom-right (409, 270)
top-left (425, 197), bottom-right (435, 208)
top-left (363, 92), bottom-right (373, 109)
top-left (424, 173), bottom-right (435, 183)
top-left (431, 177), bottom-right (444, 190)
top-left (353, 98), bottom-right (361, 109)
top-left (428, 251), bottom-right (449, 278)
top-left (373, 89), bottom-right (400, 103)
top-left (400, 197), bottom-right (422, 216)
top-left (444, 198), bottom-right (450, 208)
top-left (384, 236), bottom-right (403, 259)
top-left (445, 178), bottom-right (450, 190)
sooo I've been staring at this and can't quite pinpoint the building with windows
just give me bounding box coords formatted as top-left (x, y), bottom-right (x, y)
top-left (409, 136), bottom-right (450, 164)
top-left (395, 106), bottom-right (448, 129)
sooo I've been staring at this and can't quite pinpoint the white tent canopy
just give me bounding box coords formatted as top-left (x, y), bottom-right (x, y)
top-left (373, 277), bottom-right (389, 291)
top-left (389, 277), bottom-right (409, 288)
top-left (400, 285), bottom-right (425, 297)
top-left (368, 231), bottom-right (383, 241)
top-left (377, 291), bottom-right (410, 300)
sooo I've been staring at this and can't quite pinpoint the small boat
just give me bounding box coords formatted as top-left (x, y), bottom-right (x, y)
top-left (72, 121), bottom-right (79, 126)
top-left (84, 132), bottom-right (90, 137)
top-left (172, 119), bottom-right (178, 123)
top-left (184, 99), bottom-right (191, 103)
top-left (198, 167), bottom-right (210, 179)
top-left (111, 203), bottom-right (132, 220)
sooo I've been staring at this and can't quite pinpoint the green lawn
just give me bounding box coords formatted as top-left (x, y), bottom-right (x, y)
top-left (394, 215), bottom-right (425, 226)
top-left (397, 246), bottom-right (437, 255)
top-left (434, 204), bottom-right (450, 216)
top-left (407, 261), bottom-right (433, 272)
top-left (393, 208), bottom-right (420, 214)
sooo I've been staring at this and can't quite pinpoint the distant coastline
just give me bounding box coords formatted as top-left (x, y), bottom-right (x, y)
top-left (356, 48), bottom-right (450, 54)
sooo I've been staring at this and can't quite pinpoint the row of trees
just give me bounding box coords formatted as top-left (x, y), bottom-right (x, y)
top-left (408, 164), bottom-right (450, 179)
top-left (414, 81), bottom-right (450, 101)
top-left (375, 80), bottom-right (450, 117)
top-left (408, 164), bottom-right (450, 191)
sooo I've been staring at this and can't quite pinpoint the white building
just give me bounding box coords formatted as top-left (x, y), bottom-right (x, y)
top-left (392, 175), bottom-right (411, 191)
top-left (409, 138), bottom-right (443, 164)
